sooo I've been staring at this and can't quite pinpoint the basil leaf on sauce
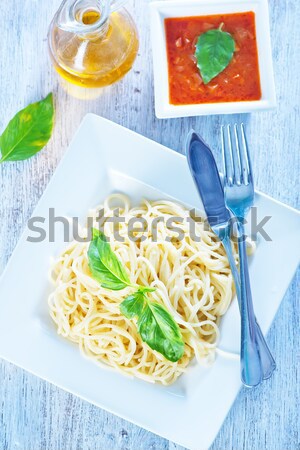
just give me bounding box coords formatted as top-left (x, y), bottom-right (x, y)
top-left (121, 290), bottom-right (185, 362)
top-left (195, 29), bottom-right (235, 84)
top-left (0, 93), bottom-right (54, 163)
top-left (88, 229), bottom-right (131, 290)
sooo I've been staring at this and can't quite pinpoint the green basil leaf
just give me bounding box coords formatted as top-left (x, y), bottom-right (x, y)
top-left (120, 290), bottom-right (146, 318)
top-left (88, 229), bottom-right (184, 362)
top-left (138, 301), bottom-right (184, 362)
top-left (138, 286), bottom-right (156, 293)
top-left (120, 289), bottom-right (184, 362)
top-left (88, 230), bottom-right (131, 290)
top-left (91, 227), bottom-right (100, 239)
top-left (195, 29), bottom-right (235, 84)
top-left (0, 93), bottom-right (54, 163)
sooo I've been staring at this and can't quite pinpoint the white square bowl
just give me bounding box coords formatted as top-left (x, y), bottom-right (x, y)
top-left (150, 0), bottom-right (276, 118)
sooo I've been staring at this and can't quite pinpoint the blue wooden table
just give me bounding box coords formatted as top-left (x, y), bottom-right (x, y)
top-left (0, 0), bottom-right (299, 449)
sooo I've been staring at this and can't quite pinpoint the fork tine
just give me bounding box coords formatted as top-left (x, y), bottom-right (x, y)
top-left (230, 124), bottom-right (243, 185)
top-left (234, 123), bottom-right (251, 185)
top-left (240, 123), bottom-right (253, 184)
top-left (221, 125), bottom-right (234, 185)
top-left (233, 123), bottom-right (244, 185)
top-left (226, 124), bottom-right (242, 185)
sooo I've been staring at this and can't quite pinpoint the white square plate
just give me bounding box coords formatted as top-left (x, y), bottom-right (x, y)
top-left (0, 115), bottom-right (299, 450)
top-left (150, 0), bottom-right (276, 118)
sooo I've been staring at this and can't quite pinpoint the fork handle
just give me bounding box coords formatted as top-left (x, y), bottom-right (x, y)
top-left (222, 235), bottom-right (275, 384)
top-left (237, 221), bottom-right (264, 386)
top-left (254, 317), bottom-right (276, 380)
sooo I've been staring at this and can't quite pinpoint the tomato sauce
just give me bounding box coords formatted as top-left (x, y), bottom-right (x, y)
top-left (165, 12), bottom-right (262, 105)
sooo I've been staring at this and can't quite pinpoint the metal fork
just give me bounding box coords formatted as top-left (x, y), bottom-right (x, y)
top-left (221, 124), bottom-right (276, 387)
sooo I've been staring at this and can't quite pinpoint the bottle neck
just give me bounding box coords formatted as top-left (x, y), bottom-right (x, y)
top-left (56, 0), bottom-right (111, 37)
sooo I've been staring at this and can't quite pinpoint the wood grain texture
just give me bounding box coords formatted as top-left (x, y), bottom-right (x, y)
top-left (0, 0), bottom-right (299, 449)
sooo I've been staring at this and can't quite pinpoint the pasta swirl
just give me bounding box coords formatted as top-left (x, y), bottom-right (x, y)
top-left (48, 194), bottom-right (234, 385)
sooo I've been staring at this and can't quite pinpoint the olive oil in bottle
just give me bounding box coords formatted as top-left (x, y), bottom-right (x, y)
top-left (48, 0), bottom-right (139, 88)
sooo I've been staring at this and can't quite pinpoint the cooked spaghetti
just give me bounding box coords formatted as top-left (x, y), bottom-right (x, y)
top-left (48, 194), bottom-right (235, 385)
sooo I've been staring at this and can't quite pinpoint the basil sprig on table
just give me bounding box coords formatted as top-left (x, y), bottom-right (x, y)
top-left (0, 93), bottom-right (54, 163)
top-left (87, 229), bottom-right (185, 362)
top-left (194, 25), bottom-right (235, 84)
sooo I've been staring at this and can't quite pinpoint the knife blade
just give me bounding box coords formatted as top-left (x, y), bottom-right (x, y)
top-left (185, 130), bottom-right (230, 227)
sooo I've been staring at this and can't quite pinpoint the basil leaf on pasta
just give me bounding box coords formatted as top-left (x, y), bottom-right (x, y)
top-left (89, 228), bottom-right (184, 362)
top-left (138, 302), bottom-right (184, 362)
top-left (120, 290), bottom-right (145, 318)
top-left (88, 229), bottom-right (131, 290)
top-left (121, 290), bottom-right (184, 362)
